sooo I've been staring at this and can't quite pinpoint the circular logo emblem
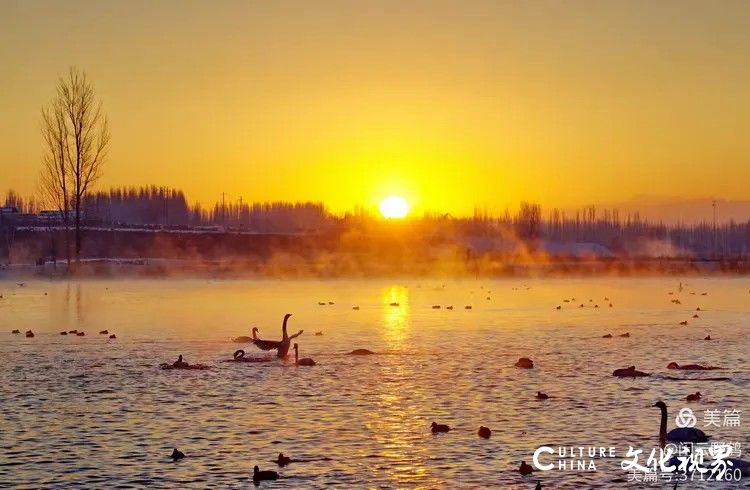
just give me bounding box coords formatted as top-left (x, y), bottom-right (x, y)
top-left (675, 407), bottom-right (697, 428)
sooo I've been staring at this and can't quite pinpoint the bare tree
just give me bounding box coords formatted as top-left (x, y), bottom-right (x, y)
top-left (40, 96), bottom-right (71, 267)
top-left (40, 67), bottom-right (110, 266)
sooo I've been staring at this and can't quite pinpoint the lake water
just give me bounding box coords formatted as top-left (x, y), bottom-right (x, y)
top-left (0, 277), bottom-right (748, 488)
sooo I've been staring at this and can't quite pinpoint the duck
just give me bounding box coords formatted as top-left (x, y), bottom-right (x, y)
top-left (612, 366), bottom-right (650, 378)
top-left (328, 301), bottom-right (334, 305)
top-left (609, 303), bottom-right (613, 307)
top-left (478, 426), bottom-right (491, 438)
top-left (348, 348), bottom-right (375, 355)
top-left (99, 329), bottom-right (108, 335)
top-left (170, 448), bottom-right (185, 461)
top-left (602, 333), bottom-right (613, 338)
top-left (704, 335), bottom-right (711, 341)
top-left (253, 465), bottom-right (278, 483)
top-left (352, 306), bottom-right (360, 310)
top-left (654, 401), bottom-right (709, 446)
top-left (555, 305), bottom-right (561, 310)
top-left (109, 334), bottom-right (117, 339)
top-left (293, 343), bottom-right (316, 366)
top-left (60, 331), bottom-right (68, 335)
top-left (464, 305), bottom-right (472, 309)
top-left (696, 307), bottom-right (701, 311)
top-left (446, 305), bottom-right (454, 310)
top-left (317, 301), bottom-right (326, 306)
top-left (519, 461), bottom-right (534, 475)
top-left (315, 331), bottom-right (323, 336)
top-left (68, 330), bottom-right (77, 334)
top-left (11, 329), bottom-right (20, 334)
top-left (25, 330), bottom-right (34, 338)
top-left (432, 305), bottom-right (441, 309)
top-left (619, 333), bottom-right (630, 338)
top-left (76, 332), bottom-right (85, 336)
top-left (686, 392), bottom-right (702, 402)
top-left (515, 357), bottom-right (534, 369)
top-left (274, 453), bottom-right (292, 466)
top-left (536, 391), bottom-right (549, 400)
top-left (431, 422), bottom-right (450, 433)
top-left (693, 314), bottom-right (699, 318)
top-left (679, 321), bottom-right (688, 326)
top-left (389, 302), bottom-right (400, 307)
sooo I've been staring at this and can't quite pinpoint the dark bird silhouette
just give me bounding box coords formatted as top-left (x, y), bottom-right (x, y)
top-left (536, 391), bottom-right (549, 400)
top-left (294, 343), bottom-right (316, 366)
top-left (432, 305), bottom-right (441, 309)
top-left (11, 329), bottom-right (20, 334)
top-left (686, 392), bottom-right (702, 402)
top-left (465, 305), bottom-right (472, 309)
top-left (60, 331), bottom-right (67, 335)
top-left (555, 305), bottom-right (561, 310)
top-left (348, 348), bottom-right (375, 355)
top-left (478, 426), bottom-right (491, 438)
top-left (704, 335), bottom-right (711, 341)
top-left (315, 331), bottom-right (323, 336)
top-left (99, 330), bottom-right (108, 335)
top-left (619, 333), bottom-right (630, 338)
top-left (109, 334), bottom-right (117, 339)
top-left (679, 321), bottom-right (688, 326)
top-left (25, 330), bottom-right (34, 338)
top-left (431, 422), bottom-right (450, 433)
top-left (274, 453), bottom-right (292, 466)
top-left (253, 465), bottom-right (278, 483)
top-left (654, 401), bottom-right (709, 446)
top-left (519, 461), bottom-right (534, 475)
top-left (252, 314), bottom-right (303, 358)
top-left (535, 481), bottom-right (542, 490)
top-left (602, 333), bottom-right (613, 338)
top-left (612, 366), bottom-right (650, 377)
top-left (352, 305), bottom-right (360, 310)
top-left (515, 357), bottom-right (534, 369)
top-left (170, 448), bottom-right (185, 461)
top-left (667, 362), bottom-right (721, 370)
top-left (76, 332), bottom-right (85, 336)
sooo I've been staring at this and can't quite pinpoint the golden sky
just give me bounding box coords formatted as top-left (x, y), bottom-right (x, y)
top-left (2, 0), bottom-right (750, 216)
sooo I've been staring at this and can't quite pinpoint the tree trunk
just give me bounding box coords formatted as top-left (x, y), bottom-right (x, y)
top-left (75, 199), bottom-right (81, 264)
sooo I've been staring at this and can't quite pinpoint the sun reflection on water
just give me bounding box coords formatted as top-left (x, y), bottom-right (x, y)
top-left (381, 285), bottom-right (410, 348)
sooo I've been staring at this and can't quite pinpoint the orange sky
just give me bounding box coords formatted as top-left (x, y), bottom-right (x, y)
top-left (2, 0), bottom-right (750, 216)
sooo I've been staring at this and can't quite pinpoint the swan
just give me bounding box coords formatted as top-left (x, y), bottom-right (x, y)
top-left (686, 392), bottom-right (702, 402)
top-left (515, 357), bottom-right (534, 369)
top-left (536, 391), bottom-right (549, 400)
top-left (251, 314), bottom-right (303, 358)
top-left (519, 461), bottom-right (534, 475)
top-left (478, 426), bottom-right (491, 438)
top-left (294, 343), bottom-right (316, 366)
top-left (654, 401), bottom-right (709, 446)
top-left (667, 362), bottom-right (721, 370)
top-left (612, 366), bottom-right (650, 377)
top-left (171, 448), bottom-right (185, 461)
top-left (253, 465), bottom-right (278, 482)
top-left (431, 422), bottom-right (450, 433)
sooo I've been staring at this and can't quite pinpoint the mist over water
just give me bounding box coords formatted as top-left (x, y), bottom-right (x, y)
top-left (0, 278), bottom-right (748, 488)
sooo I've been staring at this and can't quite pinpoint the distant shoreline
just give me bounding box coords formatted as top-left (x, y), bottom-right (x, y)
top-left (1, 256), bottom-right (749, 280)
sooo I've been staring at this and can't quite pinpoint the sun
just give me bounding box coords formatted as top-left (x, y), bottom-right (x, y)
top-left (379, 195), bottom-right (409, 219)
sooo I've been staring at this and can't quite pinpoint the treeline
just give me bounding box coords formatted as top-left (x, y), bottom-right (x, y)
top-left (3, 188), bottom-right (749, 256)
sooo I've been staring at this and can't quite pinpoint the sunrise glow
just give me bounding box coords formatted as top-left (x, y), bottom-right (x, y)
top-left (379, 195), bottom-right (410, 219)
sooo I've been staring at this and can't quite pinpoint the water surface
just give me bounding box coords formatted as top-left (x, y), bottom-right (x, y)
top-left (1, 278), bottom-right (748, 488)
